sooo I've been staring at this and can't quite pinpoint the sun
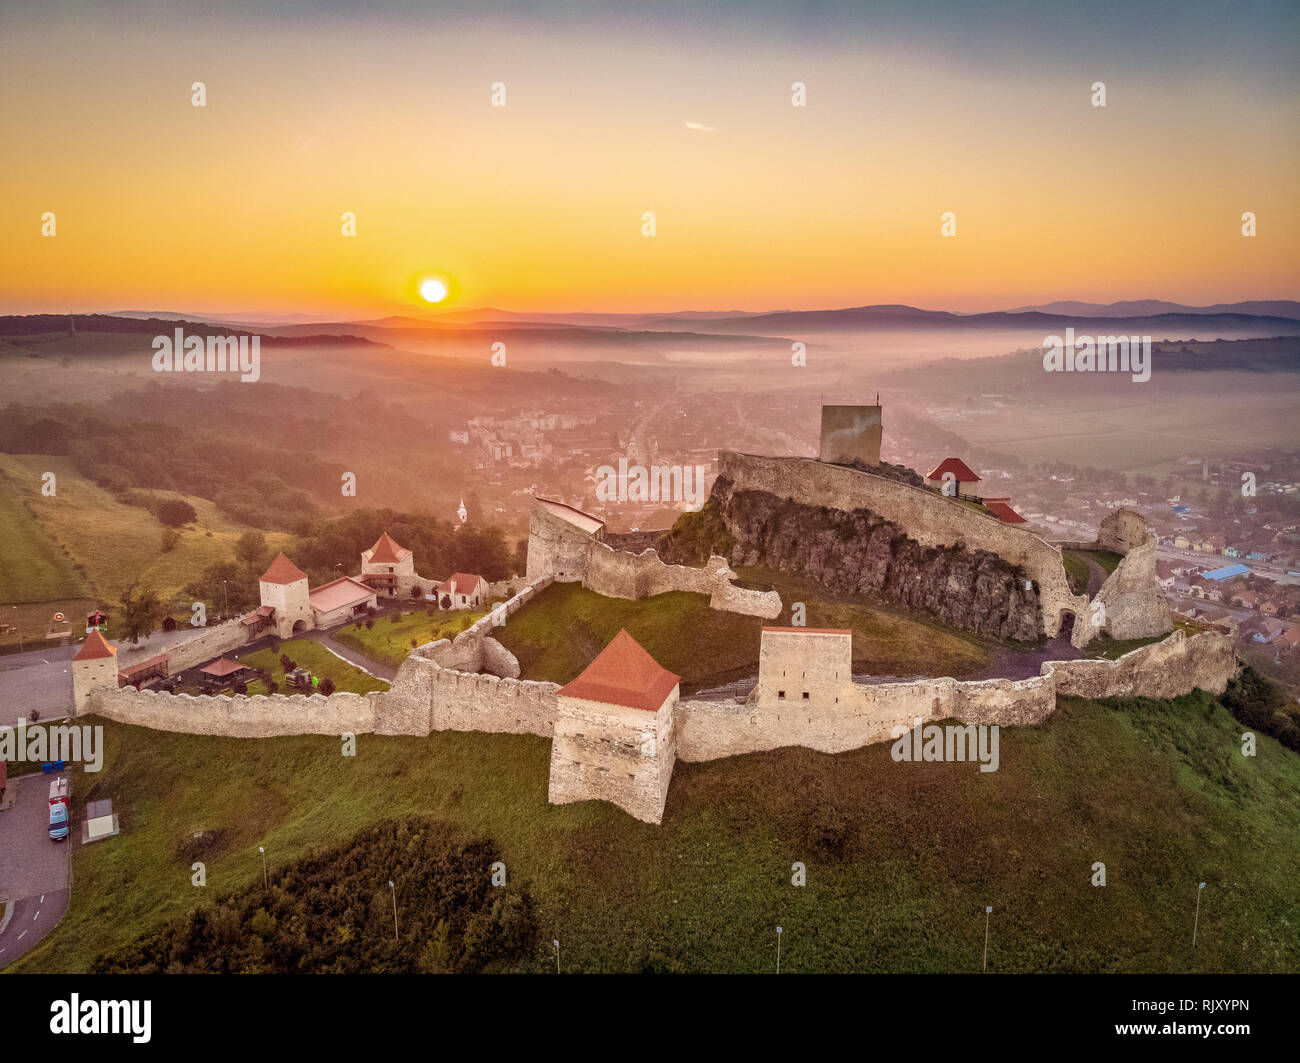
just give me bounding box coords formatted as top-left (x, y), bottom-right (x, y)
top-left (419, 278), bottom-right (448, 304)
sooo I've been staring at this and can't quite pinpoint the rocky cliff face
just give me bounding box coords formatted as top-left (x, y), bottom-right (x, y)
top-left (673, 477), bottom-right (1043, 641)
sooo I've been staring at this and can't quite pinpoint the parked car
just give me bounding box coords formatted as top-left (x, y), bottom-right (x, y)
top-left (49, 776), bottom-right (69, 841)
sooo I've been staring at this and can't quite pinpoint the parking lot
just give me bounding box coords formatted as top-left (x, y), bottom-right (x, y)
top-left (0, 770), bottom-right (72, 966)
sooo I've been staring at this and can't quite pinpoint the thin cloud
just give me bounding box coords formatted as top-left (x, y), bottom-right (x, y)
top-left (683, 121), bottom-right (717, 132)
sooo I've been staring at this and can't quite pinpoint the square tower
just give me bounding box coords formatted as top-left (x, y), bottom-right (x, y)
top-left (819, 404), bottom-right (882, 466)
top-left (259, 552), bottom-right (313, 638)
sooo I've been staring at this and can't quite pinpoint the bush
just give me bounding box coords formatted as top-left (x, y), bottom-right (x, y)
top-left (318, 677), bottom-right (336, 696)
top-left (157, 497), bottom-right (199, 528)
top-left (1220, 667), bottom-right (1300, 753)
top-left (365, 619), bottom-right (374, 630)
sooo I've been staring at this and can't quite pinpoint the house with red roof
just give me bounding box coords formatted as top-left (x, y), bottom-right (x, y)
top-left (360, 531), bottom-right (418, 598)
top-left (436, 573), bottom-right (486, 610)
top-left (548, 629), bottom-right (680, 824)
top-left (925, 457), bottom-right (982, 499)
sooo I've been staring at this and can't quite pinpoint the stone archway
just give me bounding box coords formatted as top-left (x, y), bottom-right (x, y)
top-left (292, 619), bottom-right (308, 634)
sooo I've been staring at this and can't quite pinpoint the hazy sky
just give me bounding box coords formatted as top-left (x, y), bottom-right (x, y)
top-left (1, 0), bottom-right (1297, 316)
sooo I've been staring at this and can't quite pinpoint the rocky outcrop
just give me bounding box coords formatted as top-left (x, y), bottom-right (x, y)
top-left (697, 478), bottom-right (1044, 641)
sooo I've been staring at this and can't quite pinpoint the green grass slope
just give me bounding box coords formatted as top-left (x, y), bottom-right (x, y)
top-left (13, 690), bottom-right (1298, 974)
top-left (495, 577), bottom-right (989, 693)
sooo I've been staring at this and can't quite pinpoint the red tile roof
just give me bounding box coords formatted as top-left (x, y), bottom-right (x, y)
top-left (200, 657), bottom-right (247, 677)
top-left (260, 552), bottom-right (308, 585)
top-left (438, 573), bottom-right (484, 595)
top-left (367, 531), bottom-right (407, 564)
top-left (762, 627), bottom-right (852, 635)
top-left (984, 500), bottom-right (1027, 524)
top-left (308, 575), bottom-right (377, 613)
top-left (73, 628), bottom-right (117, 661)
top-left (558, 629), bottom-right (680, 712)
top-left (926, 457), bottom-right (981, 483)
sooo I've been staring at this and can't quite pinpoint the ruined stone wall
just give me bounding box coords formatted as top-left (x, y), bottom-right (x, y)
top-left (677, 628), bottom-right (1234, 763)
top-left (1046, 629), bottom-right (1236, 699)
top-left (526, 499), bottom-right (781, 618)
top-left (1093, 532), bottom-right (1174, 641)
top-left (717, 451), bottom-right (1088, 641)
top-left (1097, 508), bottom-right (1150, 555)
top-left (676, 673), bottom-right (1055, 762)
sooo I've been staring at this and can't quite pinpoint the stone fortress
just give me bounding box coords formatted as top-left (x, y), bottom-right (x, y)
top-left (72, 405), bottom-right (1237, 825)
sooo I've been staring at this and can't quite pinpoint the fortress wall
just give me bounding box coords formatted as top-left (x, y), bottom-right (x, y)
top-left (718, 451), bottom-right (1087, 640)
top-left (948, 675), bottom-right (1058, 727)
top-left (427, 666), bottom-right (559, 736)
top-left (708, 580), bottom-right (783, 619)
top-left (131, 619), bottom-right (249, 675)
top-left (1045, 629), bottom-right (1237, 700)
top-left (86, 685), bottom-right (380, 738)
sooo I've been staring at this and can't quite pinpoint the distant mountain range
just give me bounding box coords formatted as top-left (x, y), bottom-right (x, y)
top-left (92, 300), bottom-right (1300, 336)
top-left (1004, 299), bottom-right (1300, 318)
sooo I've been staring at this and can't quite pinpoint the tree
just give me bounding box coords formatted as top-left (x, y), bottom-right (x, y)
top-left (235, 531), bottom-right (268, 569)
top-left (118, 586), bottom-right (167, 644)
top-left (157, 497), bottom-right (199, 528)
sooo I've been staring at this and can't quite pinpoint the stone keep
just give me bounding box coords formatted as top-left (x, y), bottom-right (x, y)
top-left (72, 628), bottom-right (119, 712)
top-left (547, 629), bottom-right (679, 824)
top-left (819, 404), bottom-right (882, 466)
top-left (258, 552), bottom-right (313, 639)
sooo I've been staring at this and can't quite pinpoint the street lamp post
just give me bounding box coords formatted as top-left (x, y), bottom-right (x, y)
top-left (388, 880), bottom-right (398, 941)
top-left (776, 926), bottom-right (783, 974)
top-left (258, 846), bottom-right (267, 891)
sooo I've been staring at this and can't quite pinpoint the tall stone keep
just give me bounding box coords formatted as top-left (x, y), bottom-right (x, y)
top-left (819, 404), bottom-right (882, 466)
top-left (72, 628), bottom-right (119, 713)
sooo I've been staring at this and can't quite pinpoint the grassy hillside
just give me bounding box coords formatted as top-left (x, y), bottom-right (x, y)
top-left (0, 464), bottom-right (91, 603)
top-left (495, 576), bottom-right (990, 693)
top-left (334, 608), bottom-right (488, 669)
top-left (13, 690), bottom-right (1299, 974)
top-left (0, 454), bottom-right (294, 605)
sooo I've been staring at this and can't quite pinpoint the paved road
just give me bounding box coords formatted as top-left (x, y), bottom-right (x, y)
top-left (0, 772), bottom-right (73, 968)
top-left (0, 626), bottom-right (224, 727)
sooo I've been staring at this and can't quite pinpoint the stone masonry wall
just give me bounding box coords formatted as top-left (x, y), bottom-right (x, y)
top-left (676, 629), bottom-right (1236, 762)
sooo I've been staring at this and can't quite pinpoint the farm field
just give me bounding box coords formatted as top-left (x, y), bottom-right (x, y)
top-left (0, 454), bottom-right (294, 607)
top-left (12, 689), bottom-right (1299, 974)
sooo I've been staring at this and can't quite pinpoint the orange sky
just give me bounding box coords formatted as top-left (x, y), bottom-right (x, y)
top-left (2, 5), bottom-right (1297, 316)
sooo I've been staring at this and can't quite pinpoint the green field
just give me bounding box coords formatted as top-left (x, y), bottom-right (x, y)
top-left (333, 608), bottom-right (488, 670)
top-left (233, 639), bottom-right (389, 696)
top-left (0, 454), bottom-right (294, 606)
top-left (12, 689), bottom-right (1299, 974)
top-left (495, 575), bottom-right (990, 693)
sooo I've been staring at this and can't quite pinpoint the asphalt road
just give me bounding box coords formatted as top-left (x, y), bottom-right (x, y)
top-left (0, 772), bottom-right (73, 968)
